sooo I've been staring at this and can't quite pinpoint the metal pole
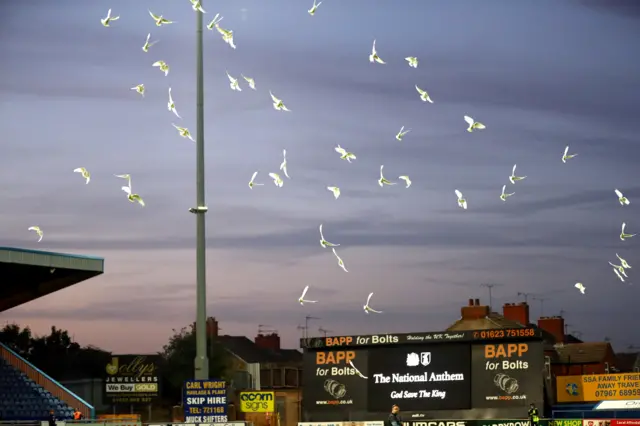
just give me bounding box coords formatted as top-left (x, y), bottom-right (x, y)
top-left (192, 3), bottom-right (209, 380)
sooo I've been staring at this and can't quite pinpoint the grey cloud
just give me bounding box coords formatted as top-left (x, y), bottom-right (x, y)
top-left (474, 187), bottom-right (640, 217)
top-left (578, 0), bottom-right (640, 18)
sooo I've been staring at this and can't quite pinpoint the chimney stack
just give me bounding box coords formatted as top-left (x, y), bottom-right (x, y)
top-left (538, 316), bottom-right (565, 343)
top-left (461, 299), bottom-right (490, 320)
top-left (503, 302), bottom-right (530, 326)
top-left (192, 317), bottom-right (219, 337)
top-left (255, 332), bottom-right (281, 351)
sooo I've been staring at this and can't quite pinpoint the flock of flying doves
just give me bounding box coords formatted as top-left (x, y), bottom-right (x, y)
top-left (22, 0), bottom-right (635, 315)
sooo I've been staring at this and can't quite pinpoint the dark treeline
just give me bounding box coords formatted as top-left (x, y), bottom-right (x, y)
top-left (0, 323), bottom-right (228, 402)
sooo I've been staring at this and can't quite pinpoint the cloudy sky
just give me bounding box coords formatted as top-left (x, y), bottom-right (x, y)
top-left (1, 0), bottom-right (639, 354)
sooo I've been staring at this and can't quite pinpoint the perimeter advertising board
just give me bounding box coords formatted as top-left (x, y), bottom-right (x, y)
top-left (556, 373), bottom-right (640, 402)
top-left (103, 355), bottom-right (160, 404)
top-left (471, 342), bottom-right (543, 407)
top-left (367, 344), bottom-right (471, 411)
top-left (303, 349), bottom-right (369, 412)
top-left (239, 391), bottom-right (275, 413)
top-left (183, 379), bottom-right (227, 423)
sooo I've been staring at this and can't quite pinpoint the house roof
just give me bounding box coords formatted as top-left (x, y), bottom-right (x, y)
top-left (215, 335), bottom-right (302, 364)
top-left (446, 312), bottom-right (526, 331)
top-left (554, 342), bottom-right (611, 363)
top-left (616, 352), bottom-right (640, 372)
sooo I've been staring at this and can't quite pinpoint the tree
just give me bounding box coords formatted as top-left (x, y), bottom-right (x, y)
top-left (160, 324), bottom-right (229, 402)
top-left (0, 323), bottom-right (111, 380)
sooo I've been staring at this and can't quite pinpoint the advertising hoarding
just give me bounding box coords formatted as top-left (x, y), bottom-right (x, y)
top-left (556, 373), bottom-right (640, 402)
top-left (302, 328), bottom-right (542, 349)
top-left (239, 391), bottom-right (275, 412)
top-left (303, 349), bottom-right (368, 412)
top-left (183, 379), bottom-right (227, 423)
top-left (103, 355), bottom-right (161, 404)
top-left (367, 344), bottom-right (471, 411)
top-left (471, 341), bottom-right (543, 407)
top-left (583, 421), bottom-right (612, 426)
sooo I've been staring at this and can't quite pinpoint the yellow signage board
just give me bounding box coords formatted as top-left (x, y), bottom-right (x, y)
top-left (556, 373), bottom-right (640, 402)
top-left (239, 391), bottom-right (275, 412)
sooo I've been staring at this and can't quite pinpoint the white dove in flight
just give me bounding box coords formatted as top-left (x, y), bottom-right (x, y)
top-left (280, 149), bottom-right (290, 178)
top-left (308, 0), bottom-right (323, 15)
top-left (269, 173), bottom-right (283, 188)
top-left (28, 226), bottom-right (43, 242)
top-left (227, 71), bottom-right (242, 91)
top-left (142, 33), bottom-right (158, 52)
top-left (369, 39), bottom-right (385, 64)
top-left (615, 189), bottom-right (630, 206)
top-left (335, 145), bottom-right (356, 163)
top-left (172, 124), bottom-right (194, 142)
top-left (242, 75), bottom-right (256, 90)
top-left (248, 172), bottom-right (264, 189)
top-left (455, 189), bottom-right (468, 210)
top-left (378, 165), bottom-right (396, 187)
top-left (116, 175), bottom-right (144, 207)
top-left (206, 13), bottom-right (223, 30)
top-left (509, 164), bottom-right (527, 184)
top-left (396, 126), bottom-right (411, 141)
top-left (190, 0), bottom-right (206, 13)
top-left (327, 187), bottom-right (340, 199)
top-left (405, 56), bottom-right (418, 68)
top-left (609, 261), bottom-right (628, 278)
top-left (121, 184), bottom-right (145, 207)
top-left (332, 248), bottom-right (348, 272)
top-left (149, 10), bottom-right (174, 26)
top-left (616, 253), bottom-right (632, 269)
top-left (114, 174), bottom-right (131, 187)
top-left (562, 145), bottom-right (577, 163)
top-left (613, 266), bottom-right (626, 283)
top-left (621, 222), bottom-right (636, 241)
top-left (298, 286), bottom-right (317, 305)
top-left (131, 84), bottom-right (145, 97)
top-left (464, 115), bottom-right (486, 132)
top-left (73, 167), bottom-right (91, 184)
top-left (399, 176), bottom-right (411, 188)
top-left (348, 360), bottom-right (368, 379)
top-left (152, 60), bottom-right (170, 76)
top-left (415, 85), bottom-right (433, 103)
top-left (363, 292), bottom-right (383, 314)
top-left (574, 283), bottom-right (586, 295)
top-left (270, 91), bottom-right (290, 111)
top-left (500, 184), bottom-right (515, 201)
top-left (214, 18), bottom-right (236, 49)
top-left (167, 88), bottom-right (181, 118)
top-left (101, 9), bottom-right (119, 27)
top-left (319, 224), bottom-right (340, 248)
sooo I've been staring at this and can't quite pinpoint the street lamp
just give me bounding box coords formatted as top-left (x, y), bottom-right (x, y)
top-left (190, 2), bottom-right (209, 380)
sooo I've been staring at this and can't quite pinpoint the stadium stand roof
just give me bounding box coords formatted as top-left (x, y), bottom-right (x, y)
top-left (0, 247), bottom-right (104, 313)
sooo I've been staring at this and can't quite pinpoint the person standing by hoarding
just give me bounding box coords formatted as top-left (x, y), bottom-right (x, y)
top-left (528, 403), bottom-right (540, 426)
top-left (387, 405), bottom-right (403, 426)
top-left (48, 409), bottom-right (56, 426)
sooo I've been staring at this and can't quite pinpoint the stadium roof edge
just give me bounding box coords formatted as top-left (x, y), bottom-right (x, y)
top-left (0, 247), bottom-right (104, 261)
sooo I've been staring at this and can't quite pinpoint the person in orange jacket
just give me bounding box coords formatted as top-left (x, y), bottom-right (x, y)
top-left (72, 409), bottom-right (83, 420)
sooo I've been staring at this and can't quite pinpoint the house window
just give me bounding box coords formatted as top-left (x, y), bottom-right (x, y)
top-left (284, 367), bottom-right (298, 387)
top-left (272, 368), bottom-right (283, 387)
top-left (260, 369), bottom-right (272, 388)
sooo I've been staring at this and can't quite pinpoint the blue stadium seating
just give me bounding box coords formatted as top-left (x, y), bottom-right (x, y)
top-left (0, 358), bottom-right (74, 420)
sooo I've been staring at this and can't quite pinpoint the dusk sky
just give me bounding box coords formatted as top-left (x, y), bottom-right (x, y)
top-left (1, 0), bottom-right (639, 354)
